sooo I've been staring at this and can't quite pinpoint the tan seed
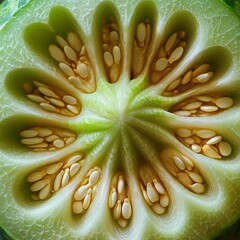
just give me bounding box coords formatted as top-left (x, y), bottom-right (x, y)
top-left (165, 32), bottom-right (177, 52)
top-left (177, 172), bottom-right (193, 188)
top-left (67, 104), bottom-right (79, 114)
top-left (53, 139), bottom-right (65, 148)
top-left (27, 142), bottom-right (48, 149)
top-left (83, 189), bottom-right (92, 209)
top-left (63, 95), bottom-right (77, 105)
top-left (45, 134), bottom-right (59, 142)
top-left (23, 82), bottom-right (33, 93)
top-left (195, 129), bottom-right (216, 139)
top-left (152, 202), bottom-right (165, 215)
top-left (118, 218), bottom-right (128, 228)
top-left (72, 201), bottom-right (83, 214)
top-left (189, 183), bottom-right (205, 194)
top-left (176, 128), bottom-right (192, 138)
top-left (141, 185), bottom-right (153, 206)
top-left (181, 70), bottom-right (192, 85)
top-left (146, 182), bottom-right (159, 203)
top-left (67, 32), bottom-right (82, 52)
top-left (53, 170), bottom-right (64, 191)
top-left (74, 185), bottom-right (88, 201)
top-left (27, 94), bottom-right (48, 103)
top-left (77, 63), bottom-right (89, 79)
top-left (174, 156), bottom-right (185, 170)
top-left (47, 98), bottom-right (65, 107)
top-left (38, 87), bottom-right (59, 99)
top-left (46, 162), bottom-right (63, 174)
top-left (64, 154), bottom-right (83, 168)
top-left (166, 78), bottom-right (181, 92)
top-left (33, 81), bottom-right (49, 88)
top-left (40, 103), bottom-right (59, 113)
top-left (122, 198), bottom-right (132, 220)
top-left (206, 135), bottom-right (222, 145)
top-left (184, 137), bottom-right (195, 145)
top-left (181, 155), bottom-right (194, 170)
top-left (191, 144), bottom-right (202, 153)
top-left (113, 200), bottom-right (122, 220)
top-left (136, 22), bottom-right (147, 46)
top-left (110, 31), bottom-right (119, 43)
top-left (168, 46), bottom-right (184, 64)
top-left (188, 171), bottom-right (203, 183)
top-left (155, 58), bottom-right (168, 72)
top-left (215, 97), bottom-right (233, 109)
top-left (202, 144), bottom-right (221, 159)
top-left (195, 96), bottom-right (212, 102)
top-left (30, 179), bottom-right (49, 192)
top-left (61, 169), bottom-right (70, 187)
top-left (173, 110), bottom-right (191, 116)
top-left (182, 101), bottom-right (202, 110)
top-left (160, 194), bottom-right (169, 208)
top-left (89, 170), bottom-right (100, 186)
top-left (109, 188), bottom-right (117, 208)
top-left (70, 163), bottom-right (81, 177)
top-left (27, 171), bottom-right (47, 183)
top-left (21, 137), bottom-right (43, 145)
top-left (64, 45), bottom-right (78, 63)
top-left (117, 175), bottom-right (125, 194)
top-left (59, 62), bottom-right (75, 77)
top-left (218, 141), bottom-right (232, 157)
top-left (153, 179), bottom-right (165, 194)
top-left (104, 51), bottom-right (114, 67)
top-left (37, 128), bottom-right (53, 137)
top-left (49, 45), bottom-right (66, 62)
top-left (112, 46), bottom-right (121, 64)
top-left (20, 129), bottom-right (39, 138)
top-left (56, 35), bottom-right (68, 48)
top-left (200, 105), bottom-right (218, 112)
top-left (65, 137), bottom-right (76, 145)
top-left (39, 183), bottom-right (51, 200)
top-left (194, 72), bottom-right (213, 83)
top-left (192, 64), bottom-right (210, 77)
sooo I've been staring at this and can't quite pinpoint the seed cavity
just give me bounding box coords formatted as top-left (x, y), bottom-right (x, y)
top-left (27, 153), bottom-right (85, 200)
top-left (20, 126), bottom-right (76, 151)
top-left (139, 165), bottom-right (169, 215)
top-left (23, 80), bottom-right (81, 116)
top-left (150, 31), bottom-right (186, 84)
top-left (131, 20), bottom-right (151, 78)
top-left (171, 95), bottom-right (233, 117)
top-left (108, 172), bottom-right (132, 228)
top-left (101, 16), bottom-right (122, 83)
top-left (72, 166), bottom-right (101, 214)
top-left (161, 149), bottom-right (205, 194)
top-left (163, 63), bottom-right (214, 96)
top-left (48, 32), bottom-right (95, 93)
top-left (175, 128), bottom-right (232, 159)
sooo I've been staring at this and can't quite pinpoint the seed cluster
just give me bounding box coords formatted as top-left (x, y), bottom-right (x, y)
top-left (108, 172), bottom-right (132, 228)
top-left (163, 64), bottom-right (213, 96)
top-left (48, 32), bottom-right (95, 93)
top-left (171, 95), bottom-right (233, 117)
top-left (131, 20), bottom-right (151, 78)
top-left (23, 80), bottom-right (81, 116)
top-left (72, 166), bottom-right (101, 214)
top-left (102, 17), bottom-right (122, 83)
top-left (27, 153), bottom-right (85, 200)
top-left (150, 31), bottom-right (186, 84)
top-left (175, 128), bottom-right (232, 159)
top-left (139, 165), bottom-right (169, 215)
top-left (20, 126), bottom-right (76, 152)
top-left (161, 149), bottom-right (205, 194)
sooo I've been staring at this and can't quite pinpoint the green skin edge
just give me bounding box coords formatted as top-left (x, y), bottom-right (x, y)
top-left (0, 0), bottom-right (240, 240)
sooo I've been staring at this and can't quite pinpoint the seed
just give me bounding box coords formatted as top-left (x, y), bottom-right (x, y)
top-left (181, 70), bottom-right (192, 85)
top-left (215, 97), bottom-right (233, 109)
top-left (152, 179), bottom-right (165, 194)
top-left (83, 189), bottom-right (92, 209)
top-left (122, 198), bottom-right (132, 220)
top-left (70, 163), bottom-right (81, 177)
top-left (188, 171), bottom-right (203, 183)
top-left (33, 81), bottom-right (49, 88)
top-left (74, 185), bottom-right (88, 201)
top-left (182, 101), bottom-right (202, 110)
top-left (189, 183), bottom-right (205, 194)
top-left (28, 142), bottom-right (49, 149)
top-left (49, 45), bottom-right (66, 62)
top-left (53, 139), bottom-right (65, 148)
top-left (174, 156), bottom-right (185, 170)
top-left (38, 87), bottom-right (59, 99)
top-left (30, 179), bottom-right (49, 192)
top-left (165, 33), bottom-right (177, 52)
top-left (21, 137), bottom-right (43, 145)
top-left (117, 175), bottom-right (125, 194)
top-left (37, 128), bottom-right (53, 137)
top-left (155, 58), bottom-right (168, 72)
top-left (192, 64), bottom-right (210, 77)
top-left (152, 202), bottom-right (165, 215)
top-left (113, 200), bottom-right (122, 220)
top-left (195, 96), bottom-right (212, 102)
top-left (72, 201), bottom-right (83, 214)
top-left (110, 31), bottom-right (119, 42)
top-left (46, 162), bottom-right (63, 174)
top-left (176, 128), bottom-right (192, 138)
top-left (59, 63), bottom-right (75, 76)
top-left (181, 155), bottom-right (194, 170)
top-left (64, 45), bottom-right (78, 63)
top-left (77, 63), bottom-right (89, 79)
top-left (146, 182), bottom-right (159, 203)
top-left (109, 188), bottom-right (117, 208)
top-left (136, 22), bottom-right (147, 46)
top-left (67, 104), bottom-right (79, 114)
top-left (160, 194), bottom-right (169, 208)
top-left (56, 35), bottom-right (68, 48)
top-left (27, 171), bottom-right (47, 183)
top-left (202, 144), bottom-right (221, 159)
top-left (53, 170), bottom-right (64, 191)
top-left (104, 51), bottom-right (114, 67)
top-left (39, 184), bottom-right (51, 200)
top-left (177, 172), bottom-right (193, 188)
top-left (64, 154), bottom-right (83, 168)
top-left (27, 94), bottom-right (48, 103)
top-left (195, 129), bottom-right (216, 139)
top-left (45, 134), bottom-right (59, 142)
top-left (89, 170), bottom-right (100, 186)
top-left (206, 135), bottom-right (222, 145)
top-left (184, 137), bottom-right (195, 145)
top-left (40, 103), bottom-right (59, 113)
top-left (166, 78), bottom-right (181, 92)
top-left (191, 144), bottom-right (202, 153)
top-left (168, 46), bottom-right (184, 64)
top-left (62, 95), bottom-right (77, 105)
top-left (218, 141), bottom-right (232, 157)
top-left (118, 218), bottom-right (128, 228)
top-left (200, 105), bottom-right (218, 112)
top-left (47, 98), bottom-right (65, 107)
top-left (23, 82), bottom-right (33, 93)
top-left (194, 72), bottom-right (213, 83)
top-left (173, 110), bottom-right (191, 116)
top-left (112, 46), bottom-right (121, 64)
top-left (67, 32), bottom-right (82, 52)
top-left (20, 129), bottom-right (39, 138)
top-left (61, 169), bottom-right (70, 187)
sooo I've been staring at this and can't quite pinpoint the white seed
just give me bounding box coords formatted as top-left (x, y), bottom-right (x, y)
top-left (72, 201), bottom-right (83, 214)
top-left (155, 58), bottom-right (168, 72)
top-left (49, 45), bottom-right (66, 62)
top-left (165, 33), bottom-right (177, 52)
top-left (39, 183), bottom-right (51, 200)
top-left (61, 169), bottom-right (70, 187)
top-left (56, 35), bottom-right (68, 48)
top-left (45, 134), bottom-right (59, 142)
top-left (166, 78), bottom-right (181, 92)
top-left (173, 110), bottom-right (191, 116)
top-left (65, 137), bottom-right (76, 145)
top-left (117, 175), bottom-right (125, 194)
top-left (53, 139), bottom-right (65, 148)
top-left (176, 128), bottom-right (192, 138)
top-left (188, 171), bottom-right (203, 183)
top-left (63, 95), bottom-right (77, 105)
top-left (215, 97), bottom-right (233, 109)
top-left (181, 155), bottom-right (194, 170)
top-left (160, 194), bottom-right (169, 208)
top-left (113, 200), bottom-right (122, 220)
top-left (77, 63), bottom-right (89, 79)
top-left (152, 202), bottom-right (165, 215)
top-left (113, 46), bottom-right (121, 64)
top-left (38, 87), bottom-right (59, 99)
top-left (168, 46), bottom-right (184, 64)
top-left (67, 32), bottom-right (82, 52)
top-left (59, 62), bottom-right (75, 77)
top-left (218, 141), bottom-right (232, 157)
top-left (20, 129), bottom-right (39, 138)
top-left (184, 137), bottom-right (195, 145)
top-left (192, 64), bottom-right (210, 77)
top-left (64, 154), bottom-right (83, 168)
top-left (46, 162), bottom-right (63, 175)
top-left (182, 101), bottom-right (202, 110)
top-left (104, 51), bottom-right (114, 67)
top-left (21, 137), bottom-right (43, 145)
top-left (27, 171), bottom-right (47, 183)
top-left (74, 185), bottom-right (88, 201)
top-left (206, 135), bottom-right (222, 145)
top-left (202, 145), bottom-right (221, 159)
top-left (136, 22), bottom-right (147, 46)
top-left (27, 94), bottom-right (48, 103)
top-left (153, 179), bottom-right (165, 194)
top-left (109, 188), bottom-right (117, 208)
top-left (195, 129), bottom-right (216, 139)
top-left (30, 179), bottom-right (49, 192)
top-left (67, 104), bottom-right (79, 114)
top-left (83, 188), bottom-right (92, 209)
top-left (200, 105), bottom-right (218, 112)
top-left (194, 72), bottom-right (213, 83)
top-left (64, 45), bottom-right (78, 63)
top-left (191, 144), bottom-right (202, 153)
top-left (174, 156), bottom-right (185, 170)
top-left (122, 198), bottom-right (132, 220)
top-left (70, 163), bottom-right (81, 177)
top-left (89, 170), bottom-right (100, 186)
top-left (141, 185), bottom-right (153, 206)
top-left (40, 103), bottom-right (59, 113)
top-left (146, 182), bottom-right (159, 203)
top-left (37, 128), bottom-right (53, 137)
top-left (189, 183), bottom-right (205, 194)
top-left (181, 70), bottom-right (192, 85)
top-left (53, 170), bottom-right (64, 191)
top-left (47, 98), bottom-right (65, 107)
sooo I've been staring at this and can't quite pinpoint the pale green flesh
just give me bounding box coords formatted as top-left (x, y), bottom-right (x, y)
top-left (0, 0), bottom-right (240, 240)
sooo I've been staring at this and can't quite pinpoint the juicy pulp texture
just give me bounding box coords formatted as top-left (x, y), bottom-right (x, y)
top-left (0, 0), bottom-right (240, 239)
